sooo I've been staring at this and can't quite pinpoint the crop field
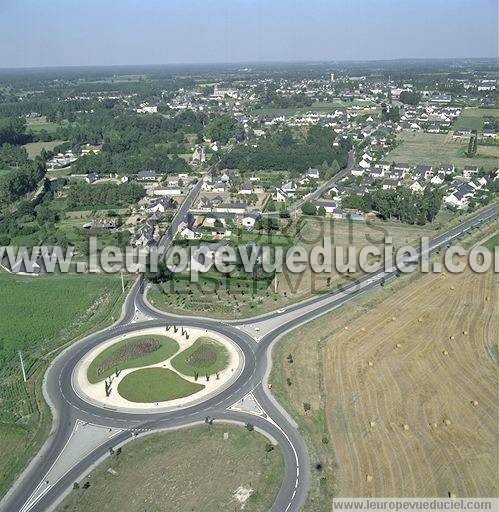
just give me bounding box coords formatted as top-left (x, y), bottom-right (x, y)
top-left (87, 335), bottom-right (179, 383)
top-left (56, 424), bottom-right (284, 512)
top-left (171, 337), bottom-right (229, 376)
top-left (386, 131), bottom-right (497, 171)
top-left (26, 116), bottom-right (63, 134)
top-left (117, 367), bottom-right (204, 402)
top-left (0, 271), bottom-right (129, 498)
top-left (271, 266), bottom-right (496, 509)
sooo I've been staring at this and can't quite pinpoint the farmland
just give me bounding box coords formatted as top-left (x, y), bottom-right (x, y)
top-left (0, 271), bottom-right (129, 498)
top-left (271, 265), bottom-right (496, 509)
top-left (386, 131), bottom-right (497, 171)
top-left (23, 140), bottom-right (67, 158)
top-left (56, 424), bottom-right (284, 512)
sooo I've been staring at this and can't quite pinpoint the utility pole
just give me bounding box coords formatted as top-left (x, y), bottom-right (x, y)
top-left (18, 351), bottom-right (27, 382)
top-left (274, 274), bottom-right (278, 294)
top-left (120, 271), bottom-right (125, 293)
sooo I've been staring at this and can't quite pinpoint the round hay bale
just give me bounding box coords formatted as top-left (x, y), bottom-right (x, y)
top-left (418, 318), bottom-right (423, 323)
top-left (368, 361), bottom-right (374, 367)
top-left (391, 316), bottom-right (397, 321)
top-left (369, 420), bottom-right (376, 428)
top-left (344, 326), bottom-right (349, 330)
top-left (471, 400), bottom-right (478, 407)
top-left (366, 474), bottom-right (373, 483)
top-left (396, 343), bottom-right (402, 348)
top-left (450, 286), bottom-right (455, 290)
top-left (361, 327), bottom-right (366, 332)
top-left (449, 335), bottom-right (455, 341)
top-left (430, 422), bottom-right (438, 429)
top-left (403, 424), bottom-right (410, 431)
top-left (442, 350), bottom-right (449, 356)
top-left (462, 330), bottom-right (468, 335)
top-left (443, 419), bottom-right (451, 426)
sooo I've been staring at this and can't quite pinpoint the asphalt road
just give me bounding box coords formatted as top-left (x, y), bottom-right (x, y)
top-left (1, 202), bottom-right (496, 512)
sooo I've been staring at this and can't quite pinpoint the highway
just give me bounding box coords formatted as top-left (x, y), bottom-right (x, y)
top-left (1, 201), bottom-right (496, 512)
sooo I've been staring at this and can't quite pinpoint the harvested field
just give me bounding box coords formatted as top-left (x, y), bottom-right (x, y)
top-left (271, 267), bottom-right (496, 508)
top-left (323, 268), bottom-right (496, 497)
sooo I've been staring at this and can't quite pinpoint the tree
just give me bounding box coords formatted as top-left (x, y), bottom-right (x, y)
top-left (245, 423), bottom-right (254, 431)
top-left (317, 206), bottom-right (326, 217)
top-left (205, 115), bottom-right (239, 144)
top-left (399, 90), bottom-right (421, 105)
top-left (301, 202), bottom-right (317, 216)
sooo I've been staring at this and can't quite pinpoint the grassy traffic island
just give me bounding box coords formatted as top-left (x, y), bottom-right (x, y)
top-left (117, 368), bottom-right (204, 403)
top-left (56, 424), bottom-right (284, 512)
top-left (171, 337), bottom-right (229, 377)
top-left (87, 335), bottom-right (179, 384)
top-left (81, 332), bottom-right (233, 405)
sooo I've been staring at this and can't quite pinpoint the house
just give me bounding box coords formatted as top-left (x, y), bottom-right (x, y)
top-left (137, 170), bottom-right (157, 181)
top-left (242, 211), bottom-right (261, 229)
top-left (280, 180), bottom-right (297, 192)
top-left (463, 165), bottom-right (479, 179)
top-left (238, 183), bottom-right (254, 195)
top-left (483, 128), bottom-right (496, 139)
top-left (306, 167), bottom-right (320, 179)
top-left (438, 164), bottom-right (455, 175)
top-left (351, 164), bottom-right (365, 177)
top-left (147, 197), bottom-right (176, 213)
top-left (444, 184), bottom-right (475, 209)
top-left (370, 166), bottom-right (385, 178)
top-left (410, 179), bottom-right (426, 193)
top-left (313, 200), bottom-right (339, 214)
top-left (383, 178), bottom-right (400, 190)
top-left (430, 173), bottom-right (446, 185)
top-left (414, 165), bottom-right (433, 180)
top-left (131, 223), bottom-right (155, 248)
top-left (198, 197), bottom-right (213, 211)
top-left (192, 146), bottom-right (206, 164)
top-left (394, 163), bottom-right (411, 176)
top-left (212, 181), bottom-right (228, 193)
top-left (85, 173), bottom-right (99, 184)
top-left (203, 212), bottom-right (237, 228)
top-left (213, 203), bottom-right (246, 214)
top-left (152, 186), bottom-right (181, 197)
top-left (179, 223), bottom-right (202, 239)
top-left (378, 160), bottom-right (391, 172)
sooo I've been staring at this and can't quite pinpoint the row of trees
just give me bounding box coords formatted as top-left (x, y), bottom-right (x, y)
top-left (341, 186), bottom-right (443, 225)
top-left (0, 160), bottom-right (46, 206)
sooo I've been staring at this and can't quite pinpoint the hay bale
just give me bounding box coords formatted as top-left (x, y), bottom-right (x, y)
top-left (366, 474), bottom-right (373, 483)
top-left (442, 350), bottom-right (449, 356)
top-left (369, 420), bottom-right (376, 428)
top-left (448, 492), bottom-right (456, 499)
top-left (391, 316), bottom-right (397, 321)
top-left (462, 330), bottom-right (468, 335)
top-left (368, 361), bottom-right (374, 367)
top-left (443, 419), bottom-right (451, 426)
top-left (403, 424), bottom-right (410, 431)
top-left (429, 422), bottom-right (438, 429)
top-left (450, 286), bottom-right (455, 290)
top-left (344, 326), bottom-right (349, 330)
top-left (449, 335), bottom-right (455, 341)
top-left (418, 318), bottom-right (423, 323)
top-left (396, 343), bottom-right (402, 348)
top-left (361, 327), bottom-right (366, 332)
top-left (471, 400), bottom-right (478, 407)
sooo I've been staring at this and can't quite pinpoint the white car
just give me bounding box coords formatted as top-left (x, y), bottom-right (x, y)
top-left (277, 308), bottom-right (286, 314)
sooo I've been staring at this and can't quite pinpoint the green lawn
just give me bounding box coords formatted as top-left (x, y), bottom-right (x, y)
top-left (23, 140), bottom-right (67, 158)
top-left (117, 368), bottom-right (204, 402)
top-left (171, 338), bottom-right (229, 377)
top-left (482, 233), bottom-right (498, 250)
top-left (452, 108), bottom-right (499, 132)
top-left (26, 116), bottom-right (63, 134)
top-left (87, 335), bottom-right (179, 383)
top-left (56, 425), bottom-right (284, 512)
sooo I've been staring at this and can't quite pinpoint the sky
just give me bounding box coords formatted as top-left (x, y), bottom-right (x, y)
top-left (0, 0), bottom-right (497, 68)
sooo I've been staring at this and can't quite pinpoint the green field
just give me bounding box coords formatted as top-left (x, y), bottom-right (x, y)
top-left (252, 99), bottom-right (377, 117)
top-left (117, 368), bottom-right (204, 402)
top-left (452, 108), bottom-right (499, 132)
top-left (26, 116), bottom-right (62, 134)
top-left (87, 335), bottom-right (179, 383)
top-left (0, 271), bottom-right (129, 498)
top-left (171, 338), bottom-right (229, 377)
top-left (23, 140), bottom-right (67, 158)
top-left (482, 233), bottom-right (498, 250)
top-left (386, 131), bottom-right (497, 171)
top-left (56, 424), bottom-right (284, 512)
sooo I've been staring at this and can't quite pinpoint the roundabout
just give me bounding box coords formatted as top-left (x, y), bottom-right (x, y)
top-left (73, 325), bottom-right (244, 412)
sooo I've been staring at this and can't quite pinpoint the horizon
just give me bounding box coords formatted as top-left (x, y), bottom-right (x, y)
top-left (1, 0), bottom-right (497, 68)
